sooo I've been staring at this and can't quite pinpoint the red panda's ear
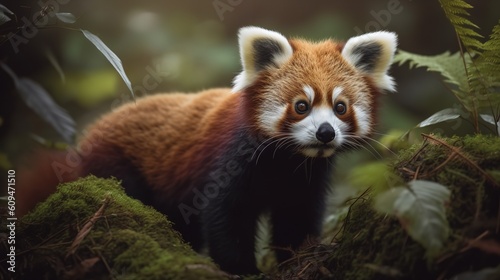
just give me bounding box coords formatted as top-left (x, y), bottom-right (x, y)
top-left (232, 26), bottom-right (293, 93)
top-left (342, 31), bottom-right (398, 92)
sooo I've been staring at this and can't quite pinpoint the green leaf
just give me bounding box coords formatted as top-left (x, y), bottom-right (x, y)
top-left (55, 12), bottom-right (76, 24)
top-left (347, 161), bottom-right (402, 194)
top-left (81, 29), bottom-right (134, 99)
top-left (374, 180), bottom-right (451, 256)
top-left (418, 108), bottom-right (462, 128)
top-left (480, 114), bottom-right (500, 136)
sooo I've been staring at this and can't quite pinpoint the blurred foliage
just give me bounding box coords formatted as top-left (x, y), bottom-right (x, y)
top-left (44, 69), bottom-right (119, 107)
top-left (395, 0), bottom-right (500, 136)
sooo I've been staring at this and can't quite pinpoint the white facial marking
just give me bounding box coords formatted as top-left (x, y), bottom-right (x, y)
top-left (291, 106), bottom-right (350, 157)
top-left (303, 85), bottom-right (315, 102)
top-left (332, 86), bottom-right (343, 102)
top-left (353, 105), bottom-right (371, 136)
top-left (259, 104), bottom-right (287, 135)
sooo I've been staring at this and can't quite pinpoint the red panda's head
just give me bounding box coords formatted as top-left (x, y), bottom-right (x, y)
top-left (233, 26), bottom-right (397, 158)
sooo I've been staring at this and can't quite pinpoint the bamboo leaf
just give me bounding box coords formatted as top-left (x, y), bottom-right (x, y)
top-left (55, 12), bottom-right (76, 24)
top-left (418, 108), bottom-right (462, 128)
top-left (45, 48), bottom-right (66, 83)
top-left (81, 29), bottom-right (134, 99)
top-left (0, 4), bottom-right (13, 26)
top-left (1, 63), bottom-right (76, 143)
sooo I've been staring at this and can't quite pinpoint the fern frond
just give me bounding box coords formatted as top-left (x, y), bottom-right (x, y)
top-left (394, 50), bottom-right (469, 91)
top-left (439, 0), bottom-right (483, 53)
top-left (468, 20), bottom-right (500, 115)
top-left (394, 50), bottom-right (478, 113)
top-left (481, 20), bottom-right (500, 68)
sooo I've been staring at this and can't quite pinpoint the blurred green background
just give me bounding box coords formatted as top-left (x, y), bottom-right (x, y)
top-left (1, 0), bottom-right (499, 171)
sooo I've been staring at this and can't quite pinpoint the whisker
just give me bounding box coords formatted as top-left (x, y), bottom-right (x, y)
top-left (347, 138), bottom-right (381, 159)
top-left (350, 135), bottom-right (396, 156)
top-left (341, 135), bottom-right (389, 160)
top-left (255, 138), bottom-right (283, 164)
top-left (294, 157), bottom-right (309, 173)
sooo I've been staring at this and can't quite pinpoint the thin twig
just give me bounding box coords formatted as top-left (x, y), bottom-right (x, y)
top-left (422, 134), bottom-right (499, 188)
top-left (330, 187), bottom-right (371, 244)
top-left (66, 195), bottom-right (110, 258)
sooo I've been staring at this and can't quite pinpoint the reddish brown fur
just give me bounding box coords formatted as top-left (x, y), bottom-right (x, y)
top-left (12, 27), bottom-right (397, 275)
top-left (16, 37), bottom-right (382, 222)
top-left (78, 88), bottom-right (243, 201)
top-left (16, 150), bottom-right (80, 216)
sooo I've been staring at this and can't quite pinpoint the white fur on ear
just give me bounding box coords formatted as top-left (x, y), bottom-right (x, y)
top-left (232, 26), bottom-right (293, 92)
top-left (342, 31), bottom-right (398, 92)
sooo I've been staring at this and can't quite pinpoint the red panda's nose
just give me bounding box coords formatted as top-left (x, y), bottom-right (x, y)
top-left (316, 123), bottom-right (335, 144)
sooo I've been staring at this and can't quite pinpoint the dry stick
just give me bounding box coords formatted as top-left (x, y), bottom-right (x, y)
top-left (407, 140), bottom-right (429, 166)
top-left (423, 134), bottom-right (500, 233)
top-left (429, 153), bottom-right (457, 176)
top-left (421, 134), bottom-right (499, 188)
top-left (297, 262), bottom-right (313, 278)
top-left (66, 195), bottom-right (111, 258)
top-left (399, 140), bottom-right (429, 179)
top-left (413, 164), bottom-right (422, 180)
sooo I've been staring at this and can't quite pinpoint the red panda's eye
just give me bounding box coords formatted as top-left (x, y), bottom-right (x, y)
top-left (335, 102), bottom-right (347, 115)
top-left (295, 101), bottom-right (309, 114)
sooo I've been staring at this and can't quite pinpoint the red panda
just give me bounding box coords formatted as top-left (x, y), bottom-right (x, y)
top-left (17, 26), bottom-right (397, 274)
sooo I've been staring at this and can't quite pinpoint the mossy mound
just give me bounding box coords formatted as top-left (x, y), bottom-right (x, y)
top-left (11, 176), bottom-right (227, 280)
top-left (273, 134), bottom-right (500, 279)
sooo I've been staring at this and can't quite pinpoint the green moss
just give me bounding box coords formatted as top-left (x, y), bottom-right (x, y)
top-left (14, 176), bottom-right (225, 280)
